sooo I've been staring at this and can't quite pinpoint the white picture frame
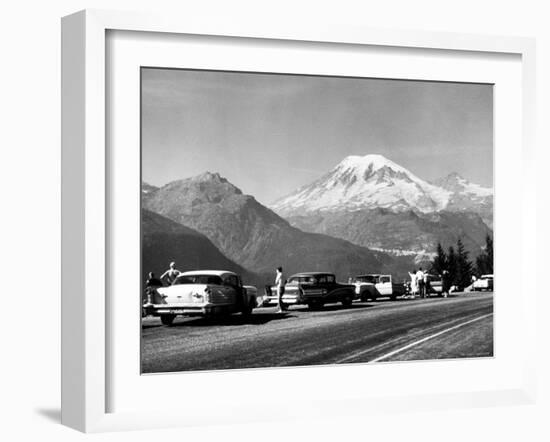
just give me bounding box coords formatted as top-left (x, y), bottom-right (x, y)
top-left (61, 9), bottom-right (537, 433)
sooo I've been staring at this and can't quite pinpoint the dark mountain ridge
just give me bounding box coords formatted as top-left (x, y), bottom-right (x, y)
top-left (143, 173), bottom-right (400, 280)
top-left (141, 208), bottom-right (262, 286)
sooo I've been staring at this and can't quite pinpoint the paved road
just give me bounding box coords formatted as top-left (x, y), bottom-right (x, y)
top-left (141, 292), bottom-right (493, 373)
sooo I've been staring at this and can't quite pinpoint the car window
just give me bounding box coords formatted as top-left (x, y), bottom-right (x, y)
top-left (356, 275), bottom-right (377, 283)
top-left (317, 276), bottom-right (327, 284)
top-left (288, 276), bottom-right (314, 284)
top-left (326, 275), bottom-right (335, 283)
top-left (174, 275), bottom-right (222, 285)
top-left (380, 276), bottom-right (391, 284)
top-left (223, 275), bottom-right (239, 287)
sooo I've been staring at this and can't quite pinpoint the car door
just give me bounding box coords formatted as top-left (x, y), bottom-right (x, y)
top-left (315, 275), bottom-right (329, 299)
top-left (377, 275), bottom-right (393, 296)
top-left (324, 274), bottom-right (339, 299)
top-left (220, 274), bottom-right (239, 305)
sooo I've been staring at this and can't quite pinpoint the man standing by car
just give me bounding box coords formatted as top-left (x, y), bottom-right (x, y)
top-left (275, 266), bottom-right (285, 313)
top-left (160, 261), bottom-right (181, 286)
top-left (416, 267), bottom-right (425, 298)
top-left (441, 270), bottom-right (450, 298)
top-left (144, 272), bottom-right (163, 306)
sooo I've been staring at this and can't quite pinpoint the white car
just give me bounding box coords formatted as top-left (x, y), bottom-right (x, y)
top-left (354, 274), bottom-right (407, 301)
top-left (473, 274), bottom-right (494, 292)
top-left (143, 270), bottom-right (258, 325)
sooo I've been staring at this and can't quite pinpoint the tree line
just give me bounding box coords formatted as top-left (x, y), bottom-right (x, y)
top-left (430, 234), bottom-right (493, 289)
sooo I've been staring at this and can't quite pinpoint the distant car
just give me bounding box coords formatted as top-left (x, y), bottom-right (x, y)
top-left (426, 274), bottom-right (443, 296)
top-left (262, 272), bottom-right (356, 310)
top-left (143, 270), bottom-right (258, 325)
top-left (473, 274), bottom-right (494, 292)
top-left (354, 274), bottom-right (407, 301)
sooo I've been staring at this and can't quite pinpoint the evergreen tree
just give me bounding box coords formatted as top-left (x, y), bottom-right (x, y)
top-left (447, 246), bottom-right (457, 287)
top-left (456, 238), bottom-right (473, 289)
top-left (486, 234), bottom-right (493, 273)
top-left (475, 234), bottom-right (494, 275)
top-left (431, 242), bottom-right (447, 275)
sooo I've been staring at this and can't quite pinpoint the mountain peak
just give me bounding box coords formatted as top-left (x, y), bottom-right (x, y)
top-left (339, 154), bottom-right (405, 172)
top-left (272, 153), bottom-right (449, 214)
top-left (193, 171), bottom-right (225, 182)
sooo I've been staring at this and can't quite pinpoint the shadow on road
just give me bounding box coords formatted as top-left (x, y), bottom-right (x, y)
top-left (291, 303), bottom-right (375, 312)
top-left (143, 312), bottom-right (296, 328)
top-left (177, 313), bottom-right (296, 327)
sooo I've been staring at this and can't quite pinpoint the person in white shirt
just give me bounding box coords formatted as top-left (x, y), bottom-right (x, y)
top-left (160, 261), bottom-right (181, 286)
top-left (416, 267), bottom-right (425, 298)
top-left (275, 266), bottom-right (285, 313)
top-left (408, 271), bottom-right (418, 299)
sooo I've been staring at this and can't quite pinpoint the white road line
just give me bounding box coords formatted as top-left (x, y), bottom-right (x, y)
top-left (339, 313), bottom-right (494, 364)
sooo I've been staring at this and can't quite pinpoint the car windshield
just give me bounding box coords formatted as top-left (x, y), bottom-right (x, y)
top-left (174, 275), bottom-right (223, 285)
top-left (356, 275), bottom-right (378, 283)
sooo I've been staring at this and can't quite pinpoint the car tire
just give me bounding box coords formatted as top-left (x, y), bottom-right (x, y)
top-left (341, 294), bottom-right (353, 307)
top-left (160, 314), bottom-right (176, 326)
top-left (241, 302), bottom-right (254, 316)
top-left (308, 301), bottom-right (324, 310)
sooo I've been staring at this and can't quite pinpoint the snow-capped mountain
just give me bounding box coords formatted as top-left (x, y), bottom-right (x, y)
top-left (434, 172), bottom-right (493, 228)
top-left (434, 172), bottom-right (492, 197)
top-left (272, 154), bottom-right (451, 215)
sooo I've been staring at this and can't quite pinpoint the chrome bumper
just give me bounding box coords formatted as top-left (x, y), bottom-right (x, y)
top-left (143, 303), bottom-right (232, 316)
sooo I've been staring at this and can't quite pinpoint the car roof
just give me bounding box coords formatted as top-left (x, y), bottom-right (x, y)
top-left (481, 274), bottom-right (494, 278)
top-left (289, 272), bottom-right (334, 277)
top-left (179, 270), bottom-right (236, 277)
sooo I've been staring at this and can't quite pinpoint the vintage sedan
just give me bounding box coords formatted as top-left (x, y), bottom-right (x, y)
top-left (263, 272), bottom-right (356, 310)
top-left (143, 270), bottom-right (258, 325)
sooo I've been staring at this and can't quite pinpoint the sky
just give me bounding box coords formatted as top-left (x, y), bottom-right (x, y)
top-left (142, 68), bottom-right (493, 206)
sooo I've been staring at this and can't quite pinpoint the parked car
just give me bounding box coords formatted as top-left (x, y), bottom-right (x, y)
top-left (426, 274), bottom-right (443, 296)
top-left (354, 274), bottom-right (407, 301)
top-left (143, 270), bottom-right (258, 325)
top-left (473, 274), bottom-right (494, 291)
top-left (262, 272), bottom-right (356, 310)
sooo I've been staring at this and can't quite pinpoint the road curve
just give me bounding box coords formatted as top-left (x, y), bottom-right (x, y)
top-left (141, 292), bottom-right (493, 373)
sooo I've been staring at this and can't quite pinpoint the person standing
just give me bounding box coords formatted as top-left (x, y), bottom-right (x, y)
top-left (146, 272), bottom-right (162, 289)
top-left (416, 267), bottom-right (425, 298)
top-left (407, 270), bottom-right (418, 299)
top-left (144, 272), bottom-right (162, 305)
top-left (160, 261), bottom-right (181, 286)
top-left (275, 266), bottom-right (285, 313)
top-left (441, 270), bottom-right (450, 298)
top-left (423, 271), bottom-right (430, 297)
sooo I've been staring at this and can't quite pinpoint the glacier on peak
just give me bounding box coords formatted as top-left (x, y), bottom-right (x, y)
top-left (271, 153), bottom-right (452, 214)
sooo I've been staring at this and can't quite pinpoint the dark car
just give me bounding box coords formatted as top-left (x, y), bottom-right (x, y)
top-left (262, 272), bottom-right (356, 310)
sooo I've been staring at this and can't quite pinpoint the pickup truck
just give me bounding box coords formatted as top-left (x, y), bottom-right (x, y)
top-left (353, 274), bottom-right (407, 301)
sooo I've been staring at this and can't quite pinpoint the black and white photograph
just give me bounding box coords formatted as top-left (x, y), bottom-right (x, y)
top-left (140, 68), bottom-right (494, 374)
